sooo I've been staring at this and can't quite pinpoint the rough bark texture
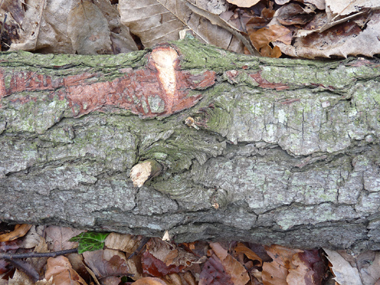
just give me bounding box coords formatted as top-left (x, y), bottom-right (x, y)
top-left (1, 39), bottom-right (380, 252)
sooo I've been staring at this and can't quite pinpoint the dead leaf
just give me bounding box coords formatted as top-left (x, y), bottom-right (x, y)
top-left (118, 0), bottom-right (244, 54)
top-left (118, 0), bottom-right (186, 48)
top-left (276, 3), bottom-right (315, 26)
top-left (249, 24), bottom-right (292, 57)
top-left (142, 251), bottom-right (184, 277)
top-left (275, 0), bottom-right (291, 5)
top-left (326, 0), bottom-right (379, 16)
top-left (245, 6), bottom-right (276, 31)
top-left (35, 278), bottom-right (54, 285)
top-left (83, 249), bottom-right (130, 279)
top-left (105, 233), bottom-right (141, 254)
top-left (262, 245), bottom-right (303, 285)
top-left (287, 250), bottom-right (325, 285)
top-left (147, 238), bottom-right (197, 268)
top-left (306, 0), bottom-right (325, 10)
top-left (8, 269), bottom-right (35, 285)
top-left (0, 224), bottom-right (32, 242)
top-left (5, 0), bottom-right (137, 54)
top-left (279, 11), bottom-right (380, 58)
top-left (45, 226), bottom-right (83, 251)
top-left (323, 248), bottom-right (362, 285)
top-left (21, 225), bottom-right (42, 249)
top-left (132, 277), bottom-right (167, 285)
top-left (100, 276), bottom-right (123, 285)
top-left (91, 0), bottom-right (138, 54)
top-left (27, 236), bottom-right (50, 277)
top-left (357, 251), bottom-right (380, 285)
top-left (160, 272), bottom-right (197, 285)
top-left (0, 0), bottom-right (24, 25)
top-left (262, 260), bottom-right (288, 285)
top-left (45, 256), bottom-right (87, 285)
top-left (199, 254), bottom-right (234, 285)
top-left (104, 234), bottom-right (144, 280)
top-left (234, 243), bottom-right (263, 266)
top-left (67, 1), bottom-right (112, 54)
top-left (209, 242), bottom-right (250, 285)
top-left (8, 0), bottom-right (65, 52)
top-left (184, 1), bottom-right (257, 55)
top-left (226, 0), bottom-right (261, 8)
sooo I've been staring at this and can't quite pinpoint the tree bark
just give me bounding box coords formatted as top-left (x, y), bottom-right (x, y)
top-left (1, 39), bottom-right (380, 252)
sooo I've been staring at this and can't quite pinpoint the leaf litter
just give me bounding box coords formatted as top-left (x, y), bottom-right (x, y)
top-left (2, 0), bottom-right (380, 58)
top-left (3, 224), bottom-right (379, 284)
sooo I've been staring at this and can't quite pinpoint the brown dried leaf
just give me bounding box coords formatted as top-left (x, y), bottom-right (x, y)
top-left (265, 245), bottom-right (303, 269)
top-left (6, 0), bottom-right (137, 54)
top-left (305, 0), bottom-right (325, 10)
top-left (142, 251), bottom-right (183, 277)
top-left (45, 256), bottom-right (87, 285)
top-left (147, 238), bottom-right (197, 268)
top-left (100, 276), bottom-right (123, 285)
top-left (118, 0), bottom-right (244, 53)
top-left (0, 0), bottom-right (24, 25)
top-left (276, 3), bottom-right (315, 26)
top-left (169, 272), bottom-right (197, 285)
top-left (326, 0), bottom-right (379, 16)
top-left (246, 7), bottom-right (276, 31)
top-left (249, 24), bottom-right (292, 57)
top-left (357, 251), bottom-right (380, 285)
top-left (0, 224), bottom-right (32, 242)
top-left (226, 0), bottom-right (261, 8)
top-left (324, 248), bottom-right (362, 285)
top-left (35, 278), bottom-right (54, 285)
top-left (262, 245), bottom-right (303, 285)
top-left (83, 249), bottom-right (130, 279)
top-left (27, 236), bottom-right (50, 277)
top-left (21, 225), bottom-right (43, 249)
top-left (275, 0), bottom-right (291, 4)
top-left (67, 1), bottom-right (112, 54)
top-left (8, 269), bottom-right (35, 285)
top-left (262, 260), bottom-right (288, 285)
top-left (209, 242), bottom-right (250, 285)
top-left (275, 11), bottom-right (380, 58)
top-left (234, 243), bottom-right (262, 266)
top-left (132, 277), bottom-right (167, 285)
top-left (105, 233), bottom-right (141, 254)
top-left (45, 226), bottom-right (83, 251)
top-left (199, 254), bottom-right (234, 285)
top-left (118, 0), bottom-right (186, 48)
top-left (287, 250), bottom-right (325, 285)
top-left (8, 0), bottom-right (70, 52)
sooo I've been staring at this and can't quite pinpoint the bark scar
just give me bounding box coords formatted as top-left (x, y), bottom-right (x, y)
top-left (150, 47), bottom-right (178, 113)
top-left (0, 45), bottom-right (216, 118)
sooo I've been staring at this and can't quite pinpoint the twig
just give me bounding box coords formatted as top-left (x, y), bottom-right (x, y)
top-left (6, 259), bottom-right (40, 282)
top-left (127, 237), bottom-right (150, 259)
top-left (0, 248), bottom-right (78, 260)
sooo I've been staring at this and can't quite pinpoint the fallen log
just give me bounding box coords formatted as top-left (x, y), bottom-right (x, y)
top-left (1, 39), bottom-right (380, 252)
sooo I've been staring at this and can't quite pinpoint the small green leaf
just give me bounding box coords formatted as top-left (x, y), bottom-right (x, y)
top-left (69, 232), bottom-right (110, 254)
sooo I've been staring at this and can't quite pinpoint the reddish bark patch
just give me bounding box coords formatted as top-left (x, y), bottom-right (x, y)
top-left (250, 72), bottom-right (289, 90)
top-left (0, 46), bottom-right (216, 118)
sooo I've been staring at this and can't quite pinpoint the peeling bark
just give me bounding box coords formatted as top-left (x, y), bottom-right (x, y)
top-left (1, 40), bottom-right (380, 252)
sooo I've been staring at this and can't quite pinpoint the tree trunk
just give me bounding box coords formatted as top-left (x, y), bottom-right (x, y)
top-left (1, 39), bottom-right (380, 252)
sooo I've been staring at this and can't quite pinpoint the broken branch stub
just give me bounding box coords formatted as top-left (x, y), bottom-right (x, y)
top-left (130, 159), bottom-right (163, 188)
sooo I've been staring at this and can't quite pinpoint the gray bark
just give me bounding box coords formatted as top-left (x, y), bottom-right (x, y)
top-left (1, 39), bottom-right (380, 252)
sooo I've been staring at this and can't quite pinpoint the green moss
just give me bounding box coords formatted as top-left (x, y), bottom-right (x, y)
top-left (0, 49), bottom-right (148, 70)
